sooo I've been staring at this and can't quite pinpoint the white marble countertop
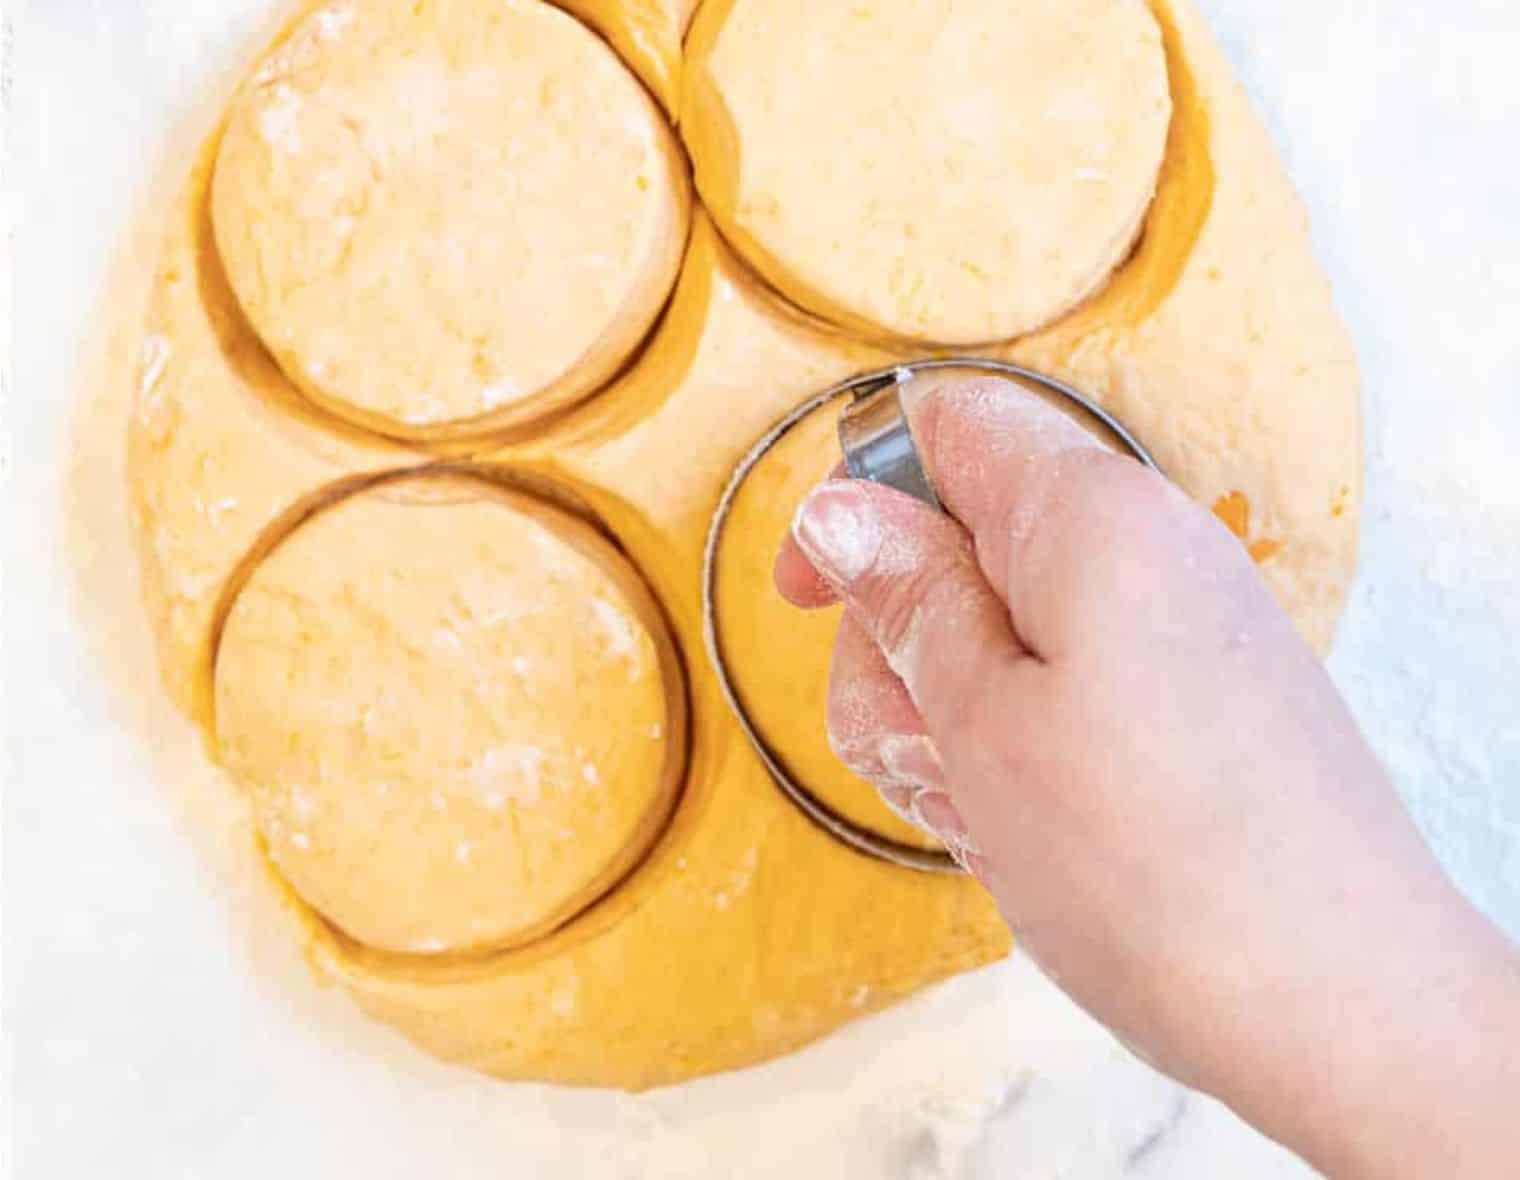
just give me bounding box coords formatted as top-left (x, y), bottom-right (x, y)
top-left (6, 2), bottom-right (1518, 1176)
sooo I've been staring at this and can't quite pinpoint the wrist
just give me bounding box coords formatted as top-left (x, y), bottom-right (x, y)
top-left (1223, 883), bottom-right (1520, 1178)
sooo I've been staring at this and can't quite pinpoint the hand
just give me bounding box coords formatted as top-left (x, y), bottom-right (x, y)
top-left (775, 375), bottom-right (1520, 1178)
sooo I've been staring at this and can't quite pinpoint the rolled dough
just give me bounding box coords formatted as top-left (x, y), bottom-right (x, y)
top-left (125, 0), bottom-right (1360, 1088)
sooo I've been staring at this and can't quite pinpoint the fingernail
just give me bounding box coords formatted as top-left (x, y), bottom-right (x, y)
top-left (878, 782), bottom-right (920, 825)
top-left (913, 790), bottom-right (971, 844)
top-left (959, 850), bottom-right (991, 881)
top-left (792, 482), bottom-right (881, 585)
top-left (894, 373), bottom-right (945, 416)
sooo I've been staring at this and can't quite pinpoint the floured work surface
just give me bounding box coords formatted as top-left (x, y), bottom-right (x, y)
top-left (126, 0), bottom-right (1360, 1089)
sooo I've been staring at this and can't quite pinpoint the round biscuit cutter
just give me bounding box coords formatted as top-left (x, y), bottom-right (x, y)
top-left (703, 358), bottom-right (1161, 873)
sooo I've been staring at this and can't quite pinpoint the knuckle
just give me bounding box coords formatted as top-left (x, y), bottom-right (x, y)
top-left (870, 568), bottom-right (931, 659)
top-left (1020, 449), bottom-right (1197, 571)
top-left (862, 548), bottom-right (971, 679)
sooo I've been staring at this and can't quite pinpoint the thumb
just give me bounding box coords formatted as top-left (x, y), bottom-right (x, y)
top-left (790, 478), bottom-right (1027, 737)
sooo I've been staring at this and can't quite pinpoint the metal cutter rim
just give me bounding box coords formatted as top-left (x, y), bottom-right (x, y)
top-left (701, 358), bottom-right (1161, 874)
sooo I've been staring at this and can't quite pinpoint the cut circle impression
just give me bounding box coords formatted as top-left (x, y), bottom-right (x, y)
top-left (213, 471), bottom-right (687, 957)
top-left (212, 0), bottom-right (690, 442)
top-left (683, 0), bottom-right (1172, 345)
top-left (709, 361), bottom-right (1148, 869)
top-left (711, 393), bottom-right (947, 858)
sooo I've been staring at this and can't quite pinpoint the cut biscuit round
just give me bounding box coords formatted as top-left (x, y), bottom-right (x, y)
top-left (213, 472), bottom-right (686, 956)
top-left (683, 0), bottom-right (1171, 344)
top-left (212, 0), bottom-right (689, 441)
